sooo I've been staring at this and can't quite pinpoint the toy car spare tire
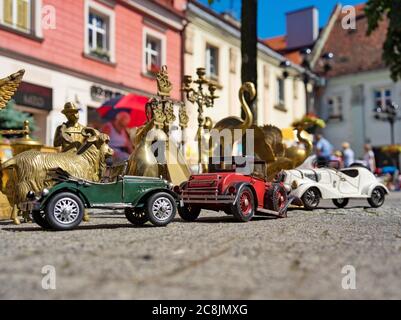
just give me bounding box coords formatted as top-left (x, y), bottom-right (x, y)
top-left (45, 192), bottom-right (84, 231)
top-left (124, 208), bottom-right (149, 226)
top-left (145, 192), bottom-right (177, 227)
top-left (301, 187), bottom-right (320, 210)
top-left (230, 186), bottom-right (255, 222)
top-left (32, 210), bottom-right (52, 230)
top-left (333, 198), bottom-right (349, 208)
top-left (266, 184), bottom-right (288, 218)
top-left (368, 187), bottom-right (385, 208)
top-left (178, 205), bottom-right (201, 222)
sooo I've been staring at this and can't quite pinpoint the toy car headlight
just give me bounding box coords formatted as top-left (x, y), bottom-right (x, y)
top-left (284, 184), bottom-right (292, 193)
top-left (26, 191), bottom-right (35, 200)
top-left (41, 188), bottom-right (50, 197)
top-left (291, 180), bottom-right (299, 189)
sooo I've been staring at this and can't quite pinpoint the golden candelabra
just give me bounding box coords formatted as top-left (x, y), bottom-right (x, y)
top-left (182, 68), bottom-right (218, 172)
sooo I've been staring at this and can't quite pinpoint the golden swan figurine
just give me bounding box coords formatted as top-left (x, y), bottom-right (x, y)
top-left (213, 82), bottom-right (255, 132)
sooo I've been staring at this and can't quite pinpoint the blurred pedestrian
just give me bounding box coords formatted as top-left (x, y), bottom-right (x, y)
top-left (342, 142), bottom-right (355, 167)
top-left (363, 144), bottom-right (376, 172)
top-left (331, 150), bottom-right (344, 168)
top-left (101, 112), bottom-right (133, 162)
top-left (315, 133), bottom-right (333, 166)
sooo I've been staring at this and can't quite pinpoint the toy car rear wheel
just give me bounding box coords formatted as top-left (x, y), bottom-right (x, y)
top-left (230, 186), bottom-right (255, 222)
top-left (32, 210), bottom-right (52, 230)
top-left (45, 192), bottom-right (84, 231)
top-left (333, 198), bottom-right (349, 208)
top-left (266, 184), bottom-right (288, 218)
top-left (368, 187), bottom-right (385, 208)
top-left (178, 204), bottom-right (201, 222)
top-left (146, 192), bottom-right (177, 227)
top-left (124, 208), bottom-right (149, 226)
top-left (301, 187), bottom-right (320, 210)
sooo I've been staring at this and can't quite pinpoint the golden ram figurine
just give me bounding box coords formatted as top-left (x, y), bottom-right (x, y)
top-left (2, 128), bottom-right (113, 224)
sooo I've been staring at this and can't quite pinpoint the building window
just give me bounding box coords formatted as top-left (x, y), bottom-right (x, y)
top-left (276, 78), bottom-right (285, 107)
top-left (374, 88), bottom-right (392, 109)
top-left (143, 28), bottom-right (166, 76)
top-left (206, 44), bottom-right (219, 80)
top-left (87, 12), bottom-right (110, 61)
top-left (84, 0), bottom-right (115, 63)
top-left (327, 96), bottom-right (343, 120)
top-left (145, 36), bottom-right (162, 75)
top-left (0, 0), bottom-right (32, 33)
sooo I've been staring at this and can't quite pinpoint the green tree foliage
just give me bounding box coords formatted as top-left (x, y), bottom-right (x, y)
top-left (0, 100), bottom-right (36, 131)
top-left (365, 0), bottom-right (401, 81)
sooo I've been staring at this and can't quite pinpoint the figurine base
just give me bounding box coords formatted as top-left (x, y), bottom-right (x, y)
top-left (0, 192), bottom-right (12, 220)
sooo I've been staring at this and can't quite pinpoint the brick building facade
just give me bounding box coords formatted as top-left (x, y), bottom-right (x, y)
top-left (0, 0), bottom-right (186, 144)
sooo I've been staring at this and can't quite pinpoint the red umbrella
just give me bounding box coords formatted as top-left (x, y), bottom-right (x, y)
top-left (97, 94), bottom-right (149, 128)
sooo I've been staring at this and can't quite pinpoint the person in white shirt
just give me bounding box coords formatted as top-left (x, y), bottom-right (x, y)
top-left (342, 142), bottom-right (355, 167)
top-left (363, 144), bottom-right (376, 172)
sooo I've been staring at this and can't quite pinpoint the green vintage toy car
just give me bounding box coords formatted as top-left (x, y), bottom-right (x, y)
top-left (22, 168), bottom-right (178, 231)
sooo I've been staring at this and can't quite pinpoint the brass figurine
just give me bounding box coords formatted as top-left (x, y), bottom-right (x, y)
top-left (156, 65), bottom-right (173, 97)
top-left (208, 81), bottom-right (325, 180)
top-left (129, 66), bottom-right (191, 185)
top-left (2, 128), bottom-right (113, 224)
top-left (213, 82), bottom-right (255, 132)
top-left (54, 102), bottom-right (87, 152)
top-left (0, 69), bottom-right (25, 109)
top-left (182, 68), bottom-right (218, 172)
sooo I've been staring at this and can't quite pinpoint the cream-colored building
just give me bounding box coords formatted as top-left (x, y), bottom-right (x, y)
top-left (184, 0), bottom-right (308, 162)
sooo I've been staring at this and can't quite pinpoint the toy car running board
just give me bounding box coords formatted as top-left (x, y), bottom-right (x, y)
top-left (256, 196), bottom-right (297, 217)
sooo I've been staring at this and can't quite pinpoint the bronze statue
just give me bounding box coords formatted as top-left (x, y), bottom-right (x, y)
top-left (54, 102), bottom-right (87, 152)
top-left (0, 69), bottom-right (25, 110)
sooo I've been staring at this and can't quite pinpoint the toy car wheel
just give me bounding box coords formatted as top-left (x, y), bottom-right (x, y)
top-left (124, 208), bottom-right (149, 226)
top-left (178, 205), bottom-right (201, 222)
top-left (45, 192), bottom-right (84, 231)
top-left (368, 187), bottom-right (385, 208)
top-left (230, 186), bottom-right (255, 222)
top-left (332, 198), bottom-right (349, 208)
top-left (32, 210), bottom-right (52, 230)
top-left (146, 192), bottom-right (177, 227)
top-left (267, 184), bottom-right (288, 218)
top-left (301, 187), bottom-right (320, 210)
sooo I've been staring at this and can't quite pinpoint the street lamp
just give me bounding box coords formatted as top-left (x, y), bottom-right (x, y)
top-left (299, 49), bottom-right (334, 113)
top-left (374, 102), bottom-right (401, 145)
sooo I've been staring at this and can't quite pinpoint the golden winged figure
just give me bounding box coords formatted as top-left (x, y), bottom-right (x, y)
top-left (0, 69), bottom-right (25, 110)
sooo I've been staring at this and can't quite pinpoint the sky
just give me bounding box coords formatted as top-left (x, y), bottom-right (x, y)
top-left (197, 0), bottom-right (367, 39)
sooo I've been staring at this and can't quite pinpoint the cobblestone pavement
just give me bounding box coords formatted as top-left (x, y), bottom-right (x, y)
top-left (0, 193), bottom-right (400, 300)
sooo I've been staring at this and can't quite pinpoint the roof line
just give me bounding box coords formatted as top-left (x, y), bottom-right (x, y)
top-left (188, 0), bottom-right (311, 75)
top-left (310, 4), bottom-right (342, 68)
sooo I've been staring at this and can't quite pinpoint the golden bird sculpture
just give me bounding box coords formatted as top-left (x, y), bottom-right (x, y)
top-left (213, 82), bottom-right (256, 132)
top-left (209, 81), bottom-right (325, 180)
top-left (0, 69), bottom-right (25, 109)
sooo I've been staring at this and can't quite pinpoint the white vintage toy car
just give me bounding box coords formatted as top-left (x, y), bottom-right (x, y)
top-left (278, 166), bottom-right (389, 209)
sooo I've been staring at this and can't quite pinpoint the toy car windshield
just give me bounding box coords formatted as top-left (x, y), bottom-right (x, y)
top-left (207, 156), bottom-right (266, 176)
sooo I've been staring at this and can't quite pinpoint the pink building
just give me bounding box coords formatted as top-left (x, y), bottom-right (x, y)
top-left (0, 0), bottom-right (187, 144)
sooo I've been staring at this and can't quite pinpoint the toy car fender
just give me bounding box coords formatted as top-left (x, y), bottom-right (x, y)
top-left (365, 183), bottom-right (389, 197)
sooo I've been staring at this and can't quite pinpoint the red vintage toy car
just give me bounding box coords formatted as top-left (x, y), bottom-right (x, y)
top-left (176, 157), bottom-right (294, 222)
